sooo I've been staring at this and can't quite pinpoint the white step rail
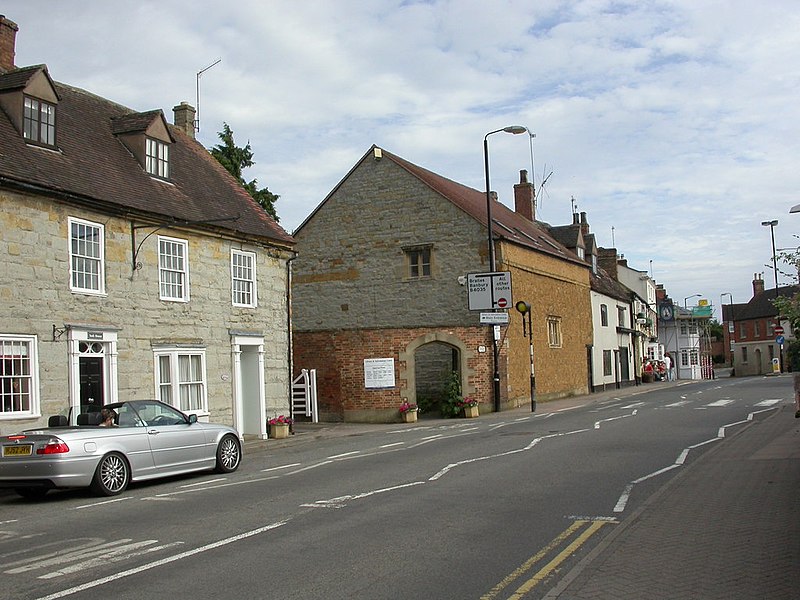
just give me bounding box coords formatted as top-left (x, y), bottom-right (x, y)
top-left (292, 368), bottom-right (318, 423)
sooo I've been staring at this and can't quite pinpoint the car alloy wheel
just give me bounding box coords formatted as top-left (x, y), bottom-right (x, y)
top-left (91, 452), bottom-right (130, 496)
top-left (215, 434), bottom-right (241, 473)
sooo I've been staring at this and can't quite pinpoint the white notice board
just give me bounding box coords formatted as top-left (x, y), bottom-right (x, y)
top-left (364, 358), bottom-right (395, 389)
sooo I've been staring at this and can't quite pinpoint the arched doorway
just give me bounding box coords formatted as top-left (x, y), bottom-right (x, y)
top-left (414, 341), bottom-right (459, 415)
top-left (399, 331), bottom-right (474, 416)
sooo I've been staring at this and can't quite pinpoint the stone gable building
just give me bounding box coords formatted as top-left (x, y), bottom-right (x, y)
top-left (292, 146), bottom-right (592, 422)
top-left (0, 16), bottom-right (295, 437)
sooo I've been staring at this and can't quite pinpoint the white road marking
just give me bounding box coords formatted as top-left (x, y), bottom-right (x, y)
top-left (34, 520), bottom-right (289, 600)
top-left (261, 463), bottom-right (302, 472)
top-left (613, 407), bottom-right (778, 513)
top-left (305, 481), bottom-right (426, 509)
top-left (72, 497), bottom-right (132, 510)
top-left (754, 399), bottom-right (782, 407)
top-left (326, 451), bottom-right (361, 459)
top-left (594, 410), bottom-right (637, 429)
top-left (664, 400), bottom-right (691, 407)
top-left (620, 402), bottom-right (645, 409)
top-left (705, 400), bottom-right (735, 407)
top-left (180, 478), bottom-right (227, 488)
top-left (379, 442), bottom-right (405, 448)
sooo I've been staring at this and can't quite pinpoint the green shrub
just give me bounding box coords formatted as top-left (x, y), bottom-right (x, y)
top-left (786, 340), bottom-right (800, 372)
top-left (441, 371), bottom-right (464, 418)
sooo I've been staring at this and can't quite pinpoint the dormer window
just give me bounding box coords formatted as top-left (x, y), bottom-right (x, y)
top-left (146, 137), bottom-right (169, 179)
top-left (23, 95), bottom-right (56, 146)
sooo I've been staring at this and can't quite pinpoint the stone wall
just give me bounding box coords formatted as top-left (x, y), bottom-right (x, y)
top-left (0, 189), bottom-right (291, 433)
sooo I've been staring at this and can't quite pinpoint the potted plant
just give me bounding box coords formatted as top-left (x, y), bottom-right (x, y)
top-left (399, 400), bottom-right (418, 423)
top-left (268, 415), bottom-right (292, 439)
top-left (457, 397), bottom-right (479, 418)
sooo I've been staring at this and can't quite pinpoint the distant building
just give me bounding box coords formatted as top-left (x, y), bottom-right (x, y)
top-left (721, 274), bottom-right (799, 376)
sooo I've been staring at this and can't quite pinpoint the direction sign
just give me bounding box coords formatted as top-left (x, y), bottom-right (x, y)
top-left (480, 312), bottom-right (510, 325)
top-left (776, 335), bottom-right (785, 345)
top-left (467, 271), bottom-right (512, 311)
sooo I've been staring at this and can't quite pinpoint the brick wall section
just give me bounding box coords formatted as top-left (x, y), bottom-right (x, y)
top-left (294, 325), bottom-right (495, 422)
top-left (0, 190), bottom-right (291, 433)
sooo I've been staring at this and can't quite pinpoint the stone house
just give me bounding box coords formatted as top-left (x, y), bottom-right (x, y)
top-left (721, 274), bottom-right (799, 376)
top-left (291, 146), bottom-right (592, 422)
top-left (0, 17), bottom-right (295, 437)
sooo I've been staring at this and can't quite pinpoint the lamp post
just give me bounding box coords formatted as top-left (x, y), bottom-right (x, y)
top-left (684, 294), bottom-right (701, 310)
top-left (484, 125), bottom-right (528, 413)
top-left (761, 220), bottom-right (779, 289)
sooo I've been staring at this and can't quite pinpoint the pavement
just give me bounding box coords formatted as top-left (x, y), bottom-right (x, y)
top-left (254, 374), bottom-right (800, 600)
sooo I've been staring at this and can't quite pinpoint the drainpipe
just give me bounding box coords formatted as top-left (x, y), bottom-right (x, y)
top-left (286, 251), bottom-right (299, 433)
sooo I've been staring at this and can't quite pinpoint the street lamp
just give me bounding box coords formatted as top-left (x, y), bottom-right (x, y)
top-left (484, 125), bottom-right (528, 414)
top-left (761, 220), bottom-right (778, 289)
top-left (484, 126), bottom-right (528, 270)
top-left (684, 294), bottom-right (701, 309)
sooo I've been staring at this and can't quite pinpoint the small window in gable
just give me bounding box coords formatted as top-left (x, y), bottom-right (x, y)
top-left (23, 95), bottom-right (56, 147)
top-left (146, 137), bottom-right (169, 179)
top-left (404, 246), bottom-right (432, 279)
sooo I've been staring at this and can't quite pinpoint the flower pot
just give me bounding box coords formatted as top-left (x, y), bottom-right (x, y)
top-left (402, 410), bottom-right (418, 423)
top-left (463, 405), bottom-right (479, 418)
top-left (269, 423), bottom-right (290, 439)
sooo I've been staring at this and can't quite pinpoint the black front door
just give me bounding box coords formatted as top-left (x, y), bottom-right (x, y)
top-left (79, 356), bottom-right (104, 413)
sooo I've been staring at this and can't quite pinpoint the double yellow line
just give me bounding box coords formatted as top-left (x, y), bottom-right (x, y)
top-left (481, 519), bottom-right (613, 600)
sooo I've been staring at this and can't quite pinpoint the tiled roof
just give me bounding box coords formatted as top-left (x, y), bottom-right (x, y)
top-left (0, 64), bottom-right (48, 92)
top-left (590, 266), bottom-right (631, 302)
top-left (723, 285), bottom-right (800, 321)
top-left (0, 68), bottom-right (293, 247)
top-left (110, 109), bottom-right (170, 136)
top-left (382, 148), bottom-right (587, 267)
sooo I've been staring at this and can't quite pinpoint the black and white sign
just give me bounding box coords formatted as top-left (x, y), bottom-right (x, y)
top-left (364, 358), bottom-right (395, 389)
top-left (468, 272), bottom-right (512, 311)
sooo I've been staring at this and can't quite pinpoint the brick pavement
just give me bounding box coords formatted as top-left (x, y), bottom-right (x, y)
top-left (543, 403), bottom-right (800, 600)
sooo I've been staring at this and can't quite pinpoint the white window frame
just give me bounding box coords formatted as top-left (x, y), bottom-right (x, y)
top-left (158, 236), bottom-right (190, 302)
top-left (547, 316), bottom-right (563, 348)
top-left (146, 137), bottom-right (169, 179)
top-left (231, 249), bottom-right (257, 308)
top-left (600, 304), bottom-right (608, 327)
top-left (68, 217), bottom-right (105, 295)
top-left (0, 334), bottom-right (40, 419)
top-left (153, 348), bottom-right (207, 415)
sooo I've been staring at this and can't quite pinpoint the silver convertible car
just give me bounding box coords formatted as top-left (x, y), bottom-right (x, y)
top-left (0, 400), bottom-right (243, 499)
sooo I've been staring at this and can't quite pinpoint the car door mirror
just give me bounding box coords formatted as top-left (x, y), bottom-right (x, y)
top-left (188, 413), bottom-right (198, 424)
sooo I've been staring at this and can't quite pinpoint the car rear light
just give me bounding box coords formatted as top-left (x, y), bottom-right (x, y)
top-left (8, 435), bottom-right (27, 441)
top-left (37, 439), bottom-right (70, 455)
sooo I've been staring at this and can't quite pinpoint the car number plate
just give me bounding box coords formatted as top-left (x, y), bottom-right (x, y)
top-left (2, 445), bottom-right (33, 457)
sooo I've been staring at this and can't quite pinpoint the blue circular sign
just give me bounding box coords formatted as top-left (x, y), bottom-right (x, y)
top-left (776, 335), bottom-right (785, 345)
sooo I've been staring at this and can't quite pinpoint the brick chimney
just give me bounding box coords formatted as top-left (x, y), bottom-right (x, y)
top-left (598, 248), bottom-right (619, 279)
top-left (752, 273), bottom-right (765, 297)
top-left (514, 169), bottom-right (535, 221)
top-left (580, 212), bottom-right (589, 236)
top-left (0, 15), bottom-right (19, 73)
top-left (172, 102), bottom-right (196, 139)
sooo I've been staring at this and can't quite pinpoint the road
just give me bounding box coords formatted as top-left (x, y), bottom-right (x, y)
top-left (0, 375), bottom-right (791, 600)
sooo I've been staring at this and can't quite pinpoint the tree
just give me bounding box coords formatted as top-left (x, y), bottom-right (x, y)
top-left (210, 123), bottom-right (280, 222)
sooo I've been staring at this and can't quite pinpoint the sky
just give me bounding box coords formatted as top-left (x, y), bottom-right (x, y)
top-left (6, 0), bottom-right (800, 318)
